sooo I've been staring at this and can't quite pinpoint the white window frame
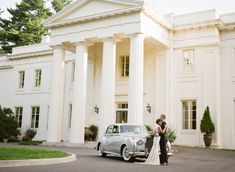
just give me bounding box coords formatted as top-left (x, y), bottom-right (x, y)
top-left (19, 71), bottom-right (25, 89)
top-left (182, 100), bottom-right (197, 130)
top-left (120, 55), bottom-right (129, 78)
top-left (35, 69), bottom-right (42, 88)
top-left (31, 106), bottom-right (40, 129)
top-left (15, 107), bottom-right (23, 128)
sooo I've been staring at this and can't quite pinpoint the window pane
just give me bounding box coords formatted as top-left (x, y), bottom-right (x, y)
top-left (192, 120), bottom-right (196, 129)
top-left (182, 100), bottom-right (197, 130)
top-left (184, 120), bottom-right (188, 129)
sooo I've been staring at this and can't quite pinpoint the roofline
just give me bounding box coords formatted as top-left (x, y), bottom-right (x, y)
top-left (45, 6), bottom-right (143, 28)
top-left (44, 0), bottom-right (144, 27)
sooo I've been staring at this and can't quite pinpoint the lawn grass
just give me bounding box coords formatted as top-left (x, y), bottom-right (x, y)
top-left (0, 147), bottom-right (70, 160)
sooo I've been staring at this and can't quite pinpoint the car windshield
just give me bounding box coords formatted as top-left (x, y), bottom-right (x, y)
top-left (120, 125), bottom-right (148, 134)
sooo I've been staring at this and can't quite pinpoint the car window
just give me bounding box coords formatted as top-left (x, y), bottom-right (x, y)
top-left (120, 125), bottom-right (148, 134)
top-left (106, 126), bottom-right (113, 134)
top-left (113, 125), bottom-right (119, 134)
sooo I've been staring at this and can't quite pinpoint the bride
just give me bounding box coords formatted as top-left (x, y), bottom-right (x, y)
top-left (144, 118), bottom-right (167, 165)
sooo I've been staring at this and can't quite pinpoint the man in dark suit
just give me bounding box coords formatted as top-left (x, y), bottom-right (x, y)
top-left (159, 114), bottom-right (168, 165)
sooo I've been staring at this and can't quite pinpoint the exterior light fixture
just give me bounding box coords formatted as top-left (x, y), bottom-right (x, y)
top-left (94, 105), bottom-right (99, 114)
top-left (146, 103), bottom-right (151, 113)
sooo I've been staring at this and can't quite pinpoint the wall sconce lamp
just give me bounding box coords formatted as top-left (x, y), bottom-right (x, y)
top-left (94, 105), bottom-right (99, 114)
top-left (146, 103), bottom-right (151, 113)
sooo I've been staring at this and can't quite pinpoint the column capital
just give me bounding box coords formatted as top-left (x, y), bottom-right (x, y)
top-left (129, 33), bottom-right (145, 39)
top-left (50, 44), bottom-right (64, 49)
top-left (75, 41), bottom-right (94, 47)
top-left (102, 37), bottom-right (121, 43)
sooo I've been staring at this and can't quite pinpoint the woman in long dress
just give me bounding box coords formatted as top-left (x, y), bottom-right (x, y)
top-left (144, 118), bottom-right (167, 165)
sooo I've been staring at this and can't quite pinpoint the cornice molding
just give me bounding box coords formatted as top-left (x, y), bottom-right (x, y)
top-left (46, 6), bottom-right (143, 28)
top-left (8, 50), bottom-right (53, 60)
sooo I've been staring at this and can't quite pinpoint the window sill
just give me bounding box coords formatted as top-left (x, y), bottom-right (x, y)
top-left (16, 88), bottom-right (25, 92)
top-left (31, 87), bottom-right (42, 91)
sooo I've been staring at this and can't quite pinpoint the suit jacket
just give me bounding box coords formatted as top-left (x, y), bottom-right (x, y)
top-left (159, 121), bottom-right (167, 140)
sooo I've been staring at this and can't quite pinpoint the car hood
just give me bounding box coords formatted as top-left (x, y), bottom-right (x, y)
top-left (120, 133), bottom-right (149, 138)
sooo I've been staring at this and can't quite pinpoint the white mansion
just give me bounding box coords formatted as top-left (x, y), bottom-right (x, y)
top-left (0, 0), bottom-right (235, 149)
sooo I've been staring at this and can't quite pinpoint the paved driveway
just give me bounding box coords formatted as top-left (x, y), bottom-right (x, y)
top-left (0, 145), bottom-right (235, 172)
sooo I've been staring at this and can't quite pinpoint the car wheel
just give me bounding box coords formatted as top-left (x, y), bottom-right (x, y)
top-left (122, 145), bottom-right (135, 162)
top-left (98, 144), bottom-right (107, 157)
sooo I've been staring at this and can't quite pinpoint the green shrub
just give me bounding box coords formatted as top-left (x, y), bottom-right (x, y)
top-left (84, 127), bottom-right (93, 141)
top-left (145, 124), bottom-right (153, 132)
top-left (0, 106), bottom-right (20, 141)
top-left (18, 141), bottom-right (42, 145)
top-left (26, 129), bottom-right (37, 140)
top-left (166, 128), bottom-right (177, 143)
top-left (200, 106), bottom-right (215, 134)
top-left (89, 124), bottom-right (98, 141)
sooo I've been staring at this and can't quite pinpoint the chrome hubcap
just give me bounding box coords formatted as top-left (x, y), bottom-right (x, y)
top-left (99, 145), bottom-right (103, 155)
top-left (123, 147), bottom-right (130, 160)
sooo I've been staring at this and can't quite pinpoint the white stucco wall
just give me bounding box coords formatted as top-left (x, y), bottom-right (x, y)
top-left (0, 0), bottom-right (235, 148)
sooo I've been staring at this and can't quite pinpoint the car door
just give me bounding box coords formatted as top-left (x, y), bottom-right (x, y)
top-left (103, 125), bottom-right (113, 152)
top-left (110, 125), bottom-right (121, 154)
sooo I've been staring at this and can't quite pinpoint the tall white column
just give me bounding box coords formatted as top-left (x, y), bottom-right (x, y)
top-left (47, 46), bottom-right (65, 143)
top-left (98, 38), bottom-right (116, 138)
top-left (70, 42), bottom-right (88, 144)
top-left (128, 33), bottom-right (144, 124)
top-left (215, 47), bottom-right (222, 147)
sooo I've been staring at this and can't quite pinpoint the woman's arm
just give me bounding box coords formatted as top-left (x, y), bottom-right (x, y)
top-left (158, 125), bottom-right (167, 134)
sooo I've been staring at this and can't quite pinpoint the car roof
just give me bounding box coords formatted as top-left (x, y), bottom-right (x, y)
top-left (109, 124), bottom-right (145, 127)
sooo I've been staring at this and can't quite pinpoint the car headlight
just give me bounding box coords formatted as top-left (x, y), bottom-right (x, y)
top-left (136, 139), bottom-right (144, 145)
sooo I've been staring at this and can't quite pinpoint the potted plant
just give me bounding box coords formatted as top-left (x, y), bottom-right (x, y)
top-left (200, 106), bottom-right (215, 147)
top-left (166, 128), bottom-right (177, 143)
top-left (144, 124), bottom-right (153, 134)
top-left (89, 124), bottom-right (98, 141)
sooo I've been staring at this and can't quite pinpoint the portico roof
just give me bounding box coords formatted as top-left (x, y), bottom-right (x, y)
top-left (44, 0), bottom-right (144, 28)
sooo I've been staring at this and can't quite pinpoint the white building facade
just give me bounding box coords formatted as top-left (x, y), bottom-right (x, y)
top-left (0, 0), bottom-right (235, 149)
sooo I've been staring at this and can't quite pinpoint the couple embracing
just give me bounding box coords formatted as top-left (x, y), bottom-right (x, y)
top-left (145, 114), bottom-right (168, 166)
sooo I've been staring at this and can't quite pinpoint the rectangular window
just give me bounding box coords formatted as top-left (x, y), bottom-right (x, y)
top-left (31, 107), bottom-right (40, 129)
top-left (15, 107), bottom-right (23, 128)
top-left (35, 69), bottom-right (42, 87)
top-left (182, 100), bottom-right (197, 130)
top-left (183, 50), bottom-right (195, 74)
top-left (116, 103), bottom-right (128, 123)
top-left (19, 71), bottom-right (25, 88)
top-left (121, 56), bottom-right (129, 77)
top-left (68, 104), bottom-right (72, 128)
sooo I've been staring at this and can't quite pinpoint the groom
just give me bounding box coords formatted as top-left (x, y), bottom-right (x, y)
top-left (159, 114), bottom-right (168, 165)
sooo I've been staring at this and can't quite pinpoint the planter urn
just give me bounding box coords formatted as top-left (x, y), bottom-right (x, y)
top-left (203, 133), bottom-right (213, 147)
top-left (3, 139), bottom-right (8, 143)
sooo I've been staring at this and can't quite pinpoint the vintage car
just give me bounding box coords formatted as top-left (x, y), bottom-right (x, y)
top-left (96, 124), bottom-right (172, 162)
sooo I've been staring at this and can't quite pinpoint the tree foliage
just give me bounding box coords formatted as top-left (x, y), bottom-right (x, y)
top-left (0, 0), bottom-right (52, 54)
top-left (0, 0), bottom-right (73, 54)
top-left (51, 0), bottom-right (72, 12)
top-left (0, 106), bottom-right (20, 140)
top-left (200, 106), bottom-right (215, 134)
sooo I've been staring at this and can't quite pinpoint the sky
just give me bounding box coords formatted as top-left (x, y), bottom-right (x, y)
top-left (0, 0), bottom-right (235, 19)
